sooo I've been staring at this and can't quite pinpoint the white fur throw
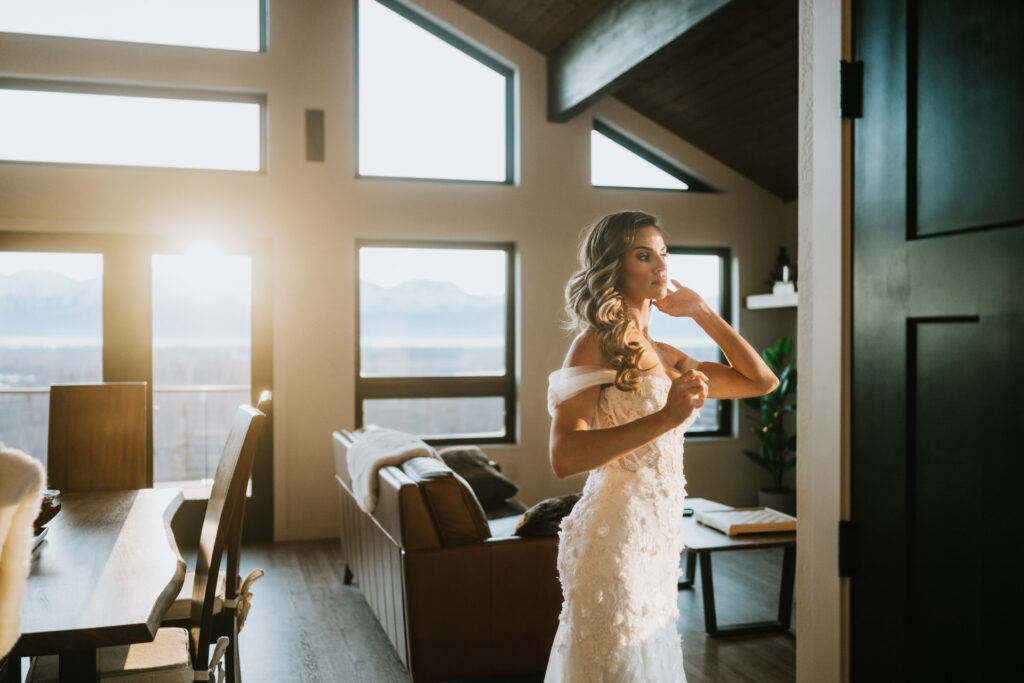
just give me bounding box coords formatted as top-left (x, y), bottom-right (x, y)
top-left (346, 428), bottom-right (440, 513)
top-left (0, 442), bottom-right (45, 657)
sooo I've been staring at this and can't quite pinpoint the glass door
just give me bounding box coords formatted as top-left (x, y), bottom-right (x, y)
top-left (0, 251), bottom-right (103, 463)
top-left (151, 251), bottom-right (251, 490)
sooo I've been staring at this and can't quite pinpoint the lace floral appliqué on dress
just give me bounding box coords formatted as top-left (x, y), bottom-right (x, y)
top-left (544, 366), bottom-right (699, 683)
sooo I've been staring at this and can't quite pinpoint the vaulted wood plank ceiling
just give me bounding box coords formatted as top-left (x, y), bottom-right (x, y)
top-left (454, 0), bottom-right (798, 201)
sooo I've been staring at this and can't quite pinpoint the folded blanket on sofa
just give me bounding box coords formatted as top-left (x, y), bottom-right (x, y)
top-left (347, 428), bottom-right (440, 513)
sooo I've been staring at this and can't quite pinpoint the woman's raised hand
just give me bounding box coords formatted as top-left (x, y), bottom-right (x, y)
top-left (660, 369), bottom-right (709, 427)
top-left (653, 279), bottom-right (706, 318)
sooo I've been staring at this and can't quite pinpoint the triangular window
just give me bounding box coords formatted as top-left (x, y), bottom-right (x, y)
top-left (357, 0), bottom-right (512, 183)
top-left (590, 121), bottom-right (710, 192)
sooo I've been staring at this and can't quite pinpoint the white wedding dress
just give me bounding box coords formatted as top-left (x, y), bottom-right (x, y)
top-left (544, 366), bottom-right (698, 683)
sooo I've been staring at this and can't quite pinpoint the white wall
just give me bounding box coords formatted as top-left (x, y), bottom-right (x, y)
top-left (796, 0), bottom-right (846, 680)
top-left (0, 0), bottom-right (796, 541)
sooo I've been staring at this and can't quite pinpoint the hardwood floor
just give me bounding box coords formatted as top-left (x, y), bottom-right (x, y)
top-left (679, 548), bottom-right (796, 683)
top-left (235, 540), bottom-right (794, 683)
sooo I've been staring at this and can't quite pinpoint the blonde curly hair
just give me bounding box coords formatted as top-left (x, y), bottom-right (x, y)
top-left (565, 211), bottom-right (662, 391)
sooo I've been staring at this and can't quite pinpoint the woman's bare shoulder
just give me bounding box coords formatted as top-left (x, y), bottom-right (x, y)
top-left (654, 340), bottom-right (700, 372)
top-left (563, 329), bottom-right (612, 369)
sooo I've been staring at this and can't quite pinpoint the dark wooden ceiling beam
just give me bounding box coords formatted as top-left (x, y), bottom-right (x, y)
top-left (547, 0), bottom-right (736, 122)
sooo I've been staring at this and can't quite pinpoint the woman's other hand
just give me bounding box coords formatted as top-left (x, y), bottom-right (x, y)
top-left (660, 369), bottom-right (709, 427)
top-left (653, 279), bottom-right (706, 318)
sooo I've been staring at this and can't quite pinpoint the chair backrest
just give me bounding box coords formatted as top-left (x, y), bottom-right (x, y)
top-left (223, 390), bottom-right (271, 607)
top-left (47, 383), bottom-right (148, 492)
top-left (188, 396), bottom-right (268, 669)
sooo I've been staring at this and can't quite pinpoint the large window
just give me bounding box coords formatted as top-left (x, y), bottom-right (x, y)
top-left (0, 0), bottom-right (264, 52)
top-left (648, 247), bottom-right (733, 436)
top-left (0, 233), bottom-right (273, 538)
top-left (356, 0), bottom-right (513, 183)
top-left (0, 81), bottom-right (264, 171)
top-left (591, 120), bottom-right (713, 192)
top-left (356, 241), bottom-right (515, 443)
top-left (0, 252), bottom-right (103, 462)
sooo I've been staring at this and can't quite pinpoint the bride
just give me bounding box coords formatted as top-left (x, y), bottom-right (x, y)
top-left (544, 211), bottom-right (778, 682)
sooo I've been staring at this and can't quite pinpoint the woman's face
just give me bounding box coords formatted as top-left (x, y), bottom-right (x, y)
top-left (618, 226), bottom-right (668, 302)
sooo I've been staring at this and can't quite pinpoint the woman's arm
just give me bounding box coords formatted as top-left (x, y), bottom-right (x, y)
top-left (654, 280), bottom-right (778, 399)
top-left (549, 332), bottom-right (708, 478)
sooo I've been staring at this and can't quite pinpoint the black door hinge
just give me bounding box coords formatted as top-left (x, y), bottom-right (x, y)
top-left (839, 520), bottom-right (858, 577)
top-left (840, 60), bottom-right (864, 118)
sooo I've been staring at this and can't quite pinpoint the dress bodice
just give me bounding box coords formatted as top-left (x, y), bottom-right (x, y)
top-left (547, 366), bottom-right (698, 476)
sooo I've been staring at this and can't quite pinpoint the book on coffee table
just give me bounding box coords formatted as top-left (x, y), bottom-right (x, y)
top-left (695, 507), bottom-right (796, 536)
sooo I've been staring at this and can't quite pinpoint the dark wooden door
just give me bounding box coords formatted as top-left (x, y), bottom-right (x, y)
top-left (852, 1), bottom-right (1024, 680)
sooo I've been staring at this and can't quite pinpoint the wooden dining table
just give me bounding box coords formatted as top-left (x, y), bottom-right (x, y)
top-left (6, 488), bottom-right (186, 683)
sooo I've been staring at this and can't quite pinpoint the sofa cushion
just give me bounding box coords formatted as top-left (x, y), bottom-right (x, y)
top-left (437, 446), bottom-right (519, 507)
top-left (401, 457), bottom-right (491, 546)
top-left (514, 494), bottom-right (582, 538)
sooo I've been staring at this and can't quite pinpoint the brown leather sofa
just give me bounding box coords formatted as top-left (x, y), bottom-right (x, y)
top-left (332, 429), bottom-right (562, 683)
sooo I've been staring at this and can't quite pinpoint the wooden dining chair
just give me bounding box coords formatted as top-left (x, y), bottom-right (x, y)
top-left (161, 391), bottom-right (271, 683)
top-left (47, 383), bottom-right (148, 492)
top-left (220, 390), bottom-right (271, 683)
top-left (28, 399), bottom-right (267, 683)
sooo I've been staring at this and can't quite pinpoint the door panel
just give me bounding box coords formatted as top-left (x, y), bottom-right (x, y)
top-left (915, 0), bottom-right (1024, 236)
top-left (910, 318), bottom-right (983, 674)
top-left (853, 0), bottom-right (1024, 680)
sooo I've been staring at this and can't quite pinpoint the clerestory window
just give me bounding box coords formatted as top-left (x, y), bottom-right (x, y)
top-left (0, 0), bottom-right (263, 52)
top-left (0, 80), bottom-right (264, 172)
top-left (356, 0), bottom-right (514, 184)
top-left (591, 120), bottom-right (713, 192)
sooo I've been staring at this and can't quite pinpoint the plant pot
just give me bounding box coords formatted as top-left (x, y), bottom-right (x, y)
top-left (758, 488), bottom-right (796, 515)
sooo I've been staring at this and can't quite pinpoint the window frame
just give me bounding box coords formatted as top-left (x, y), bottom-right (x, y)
top-left (591, 119), bottom-right (716, 193)
top-left (353, 0), bottom-right (515, 186)
top-left (664, 245), bottom-right (734, 437)
top-left (0, 77), bottom-right (268, 173)
top-left (354, 238), bottom-right (517, 445)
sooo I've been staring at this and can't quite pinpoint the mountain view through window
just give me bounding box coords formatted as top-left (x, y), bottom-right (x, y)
top-left (358, 245), bottom-right (511, 440)
top-left (0, 252), bottom-right (103, 462)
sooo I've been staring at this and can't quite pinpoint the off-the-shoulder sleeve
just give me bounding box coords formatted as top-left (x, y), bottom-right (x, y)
top-left (547, 366), bottom-right (617, 416)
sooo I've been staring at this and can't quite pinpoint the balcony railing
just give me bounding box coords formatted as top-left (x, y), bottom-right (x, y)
top-left (0, 385), bottom-right (250, 484)
top-left (153, 385), bottom-right (250, 483)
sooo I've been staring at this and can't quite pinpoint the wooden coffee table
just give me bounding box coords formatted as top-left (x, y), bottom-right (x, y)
top-left (679, 497), bottom-right (796, 637)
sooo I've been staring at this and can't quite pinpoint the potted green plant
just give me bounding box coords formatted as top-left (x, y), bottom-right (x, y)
top-left (742, 336), bottom-right (796, 514)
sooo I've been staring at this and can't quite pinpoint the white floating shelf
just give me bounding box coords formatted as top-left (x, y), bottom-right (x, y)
top-left (746, 292), bottom-right (798, 309)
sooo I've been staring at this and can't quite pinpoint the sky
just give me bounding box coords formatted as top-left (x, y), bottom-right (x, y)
top-left (0, 252), bottom-right (102, 280)
top-left (359, 247), bottom-right (507, 297)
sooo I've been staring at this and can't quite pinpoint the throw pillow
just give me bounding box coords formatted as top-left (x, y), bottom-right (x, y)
top-left (513, 493), bottom-right (582, 538)
top-left (437, 446), bottom-right (519, 507)
top-left (401, 457), bottom-right (491, 546)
